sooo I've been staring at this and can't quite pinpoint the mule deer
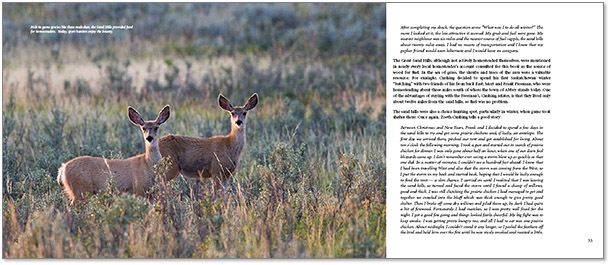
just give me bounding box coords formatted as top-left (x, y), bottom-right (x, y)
top-left (159, 93), bottom-right (258, 191)
top-left (57, 105), bottom-right (170, 204)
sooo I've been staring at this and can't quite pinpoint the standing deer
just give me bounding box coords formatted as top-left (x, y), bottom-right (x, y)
top-left (57, 105), bottom-right (171, 204)
top-left (159, 93), bottom-right (258, 191)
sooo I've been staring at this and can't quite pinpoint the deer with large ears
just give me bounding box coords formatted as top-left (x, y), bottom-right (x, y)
top-left (159, 93), bottom-right (258, 191)
top-left (57, 105), bottom-right (171, 204)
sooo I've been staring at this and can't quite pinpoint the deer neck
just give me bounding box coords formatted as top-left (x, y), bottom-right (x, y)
top-left (145, 141), bottom-right (162, 165)
top-left (228, 125), bottom-right (246, 156)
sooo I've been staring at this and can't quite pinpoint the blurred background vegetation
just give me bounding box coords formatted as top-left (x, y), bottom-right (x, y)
top-left (2, 3), bottom-right (386, 258)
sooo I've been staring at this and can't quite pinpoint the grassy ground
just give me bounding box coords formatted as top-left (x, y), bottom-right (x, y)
top-left (2, 3), bottom-right (386, 258)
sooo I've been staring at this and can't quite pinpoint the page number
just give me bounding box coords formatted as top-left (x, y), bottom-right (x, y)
top-left (588, 239), bottom-right (593, 243)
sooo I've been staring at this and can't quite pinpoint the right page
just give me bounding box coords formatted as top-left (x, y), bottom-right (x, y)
top-left (387, 3), bottom-right (603, 258)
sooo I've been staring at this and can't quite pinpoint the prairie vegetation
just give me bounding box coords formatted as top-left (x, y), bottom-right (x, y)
top-left (2, 3), bottom-right (386, 258)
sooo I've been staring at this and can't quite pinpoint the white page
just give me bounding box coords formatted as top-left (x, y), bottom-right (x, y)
top-left (386, 3), bottom-right (602, 258)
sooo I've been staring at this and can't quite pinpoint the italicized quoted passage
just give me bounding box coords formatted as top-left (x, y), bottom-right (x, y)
top-left (398, 124), bottom-right (545, 235)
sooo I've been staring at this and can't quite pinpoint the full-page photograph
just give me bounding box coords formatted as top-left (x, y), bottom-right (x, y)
top-left (2, 3), bottom-right (386, 258)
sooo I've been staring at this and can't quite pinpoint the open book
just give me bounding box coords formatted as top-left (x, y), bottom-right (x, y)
top-left (1, 2), bottom-right (603, 259)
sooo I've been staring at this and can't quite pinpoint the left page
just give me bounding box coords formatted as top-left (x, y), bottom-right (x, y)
top-left (2, 3), bottom-right (386, 258)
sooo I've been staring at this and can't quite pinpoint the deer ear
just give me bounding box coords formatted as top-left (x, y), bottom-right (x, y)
top-left (128, 107), bottom-right (145, 126)
top-left (244, 93), bottom-right (258, 111)
top-left (218, 94), bottom-right (233, 111)
top-left (156, 105), bottom-right (170, 125)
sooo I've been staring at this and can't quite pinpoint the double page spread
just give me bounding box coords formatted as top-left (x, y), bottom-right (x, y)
top-left (1, 2), bottom-right (603, 259)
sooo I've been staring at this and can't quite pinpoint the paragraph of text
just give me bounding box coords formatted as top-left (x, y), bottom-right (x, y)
top-left (30, 25), bottom-right (133, 35)
top-left (398, 124), bottom-right (544, 235)
top-left (400, 25), bottom-right (544, 54)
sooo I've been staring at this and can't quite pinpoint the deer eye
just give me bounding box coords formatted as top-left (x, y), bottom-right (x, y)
top-left (243, 112), bottom-right (247, 117)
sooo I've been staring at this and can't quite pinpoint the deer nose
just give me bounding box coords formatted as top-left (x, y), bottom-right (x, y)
top-left (236, 120), bottom-right (243, 126)
top-left (146, 136), bottom-right (154, 142)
